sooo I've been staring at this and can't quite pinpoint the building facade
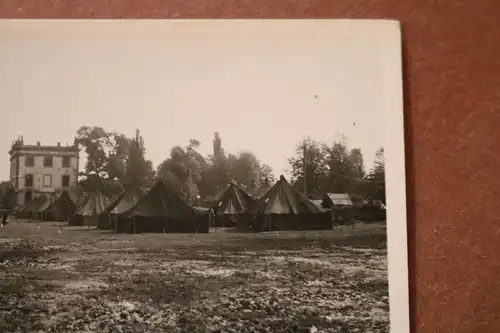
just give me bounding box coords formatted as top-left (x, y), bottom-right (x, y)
top-left (9, 137), bottom-right (79, 206)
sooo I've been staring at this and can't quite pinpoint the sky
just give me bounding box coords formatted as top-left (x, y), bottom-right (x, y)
top-left (0, 20), bottom-right (392, 181)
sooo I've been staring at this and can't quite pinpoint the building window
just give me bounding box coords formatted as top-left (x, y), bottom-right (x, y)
top-left (25, 174), bottom-right (33, 187)
top-left (43, 174), bottom-right (52, 187)
top-left (62, 156), bottom-right (71, 168)
top-left (62, 175), bottom-right (70, 187)
top-left (25, 156), bottom-right (35, 167)
top-left (43, 156), bottom-right (53, 167)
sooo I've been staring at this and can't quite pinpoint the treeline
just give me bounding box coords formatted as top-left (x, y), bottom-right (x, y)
top-left (287, 137), bottom-right (385, 202)
top-left (73, 126), bottom-right (385, 205)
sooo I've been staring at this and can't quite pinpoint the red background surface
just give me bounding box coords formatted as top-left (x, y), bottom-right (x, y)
top-left (1, 1), bottom-right (500, 332)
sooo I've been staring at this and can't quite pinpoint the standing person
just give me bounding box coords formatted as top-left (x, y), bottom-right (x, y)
top-left (1, 209), bottom-right (7, 226)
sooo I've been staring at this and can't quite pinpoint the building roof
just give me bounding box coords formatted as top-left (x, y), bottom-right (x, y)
top-left (309, 199), bottom-right (323, 209)
top-left (323, 193), bottom-right (353, 206)
top-left (9, 140), bottom-right (79, 157)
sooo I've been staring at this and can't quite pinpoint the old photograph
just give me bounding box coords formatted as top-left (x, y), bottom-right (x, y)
top-left (0, 20), bottom-right (408, 332)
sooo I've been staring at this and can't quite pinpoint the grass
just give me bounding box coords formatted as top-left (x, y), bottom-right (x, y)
top-left (0, 219), bottom-right (389, 333)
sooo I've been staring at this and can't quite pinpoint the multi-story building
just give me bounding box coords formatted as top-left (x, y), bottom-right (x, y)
top-left (9, 137), bottom-right (79, 206)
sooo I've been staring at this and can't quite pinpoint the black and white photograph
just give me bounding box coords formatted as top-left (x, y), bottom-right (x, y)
top-left (0, 20), bottom-right (408, 333)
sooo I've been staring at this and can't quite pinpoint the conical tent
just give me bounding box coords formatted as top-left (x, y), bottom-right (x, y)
top-left (34, 193), bottom-right (58, 220)
top-left (96, 190), bottom-right (141, 230)
top-left (247, 175), bottom-right (325, 215)
top-left (73, 193), bottom-right (88, 210)
top-left (211, 181), bottom-right (255, 215)
top-left (27, 195), bottom-right (47, 212)
top-left (15, 196), bottom-right (39, 217)
top-left (25, 195), bottom-right (49, 219)
top-left (75, 191), bottom-right (111, 226)
top-left (210, 181), bottom-right (256, 227)
top-left (243, 175), bottom-right (331, 232)
top-left (117, 179), bottom-right (208, 233)
top-left (75, 191), bottom-right (110, 216)
top-left (14, 198), bottom-right (31, 214)
top-left (102, 187), bottom-right (146, 216)
top-left (68, 195), bottom-right (89, 226)
top-left (46, 191), bottom-right (78, 221)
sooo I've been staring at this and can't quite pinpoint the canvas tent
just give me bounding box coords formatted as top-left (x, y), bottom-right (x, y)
top-left (97, 187), bottom-right (146, 230)
top-left (44, 191), bottom-right (78, 221)
top-left (241, 175), bottom-right (331, 232)
top-left (21, 195), bottom-right (48, 219)
top-left (14, 197), bottom-right (37, 217)
top-left (73, 191), bottom-right (111, 226)
top-left (116, 179), bottom-right (209, 234)
top-left (33, 193), bottom-right (58, 221)
top-left (68, 195), bottom-right (89, 226)
top-left (247, 179), bottom-right (273, 200)
top-left (210, 181), bottom-right (256, 227)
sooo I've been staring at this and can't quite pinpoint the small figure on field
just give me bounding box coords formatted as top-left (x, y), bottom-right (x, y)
top-left (1, 209), bottom-right (8, 226)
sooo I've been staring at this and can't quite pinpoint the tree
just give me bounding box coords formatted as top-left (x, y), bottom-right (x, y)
top-left (288, 137), bottom-right (328, 195)
top-left (75, 126), bottom-right (131, 181)
top-left (121, 129), bottom-right (155, 191)
top-left (259, 164), bottom-right (275, 184)
top-left (157, 139), bottom-right (208, 203)
top-left (348, 148), bottom-right (365, 179)
top-left (0, 181), bottom-right (16, 208)
top-left (74, 126), bottom-right (109, 177)
top-left (75, 126), bottom-right (154, 196)
top-left (320, 136), bottom-right (369, 194)
top-left (228, 151), bottom-right (261, 186)
top-left (322, 140), bottom-right (353, 193)
top-left (366, 147), bottom-right (385, 202)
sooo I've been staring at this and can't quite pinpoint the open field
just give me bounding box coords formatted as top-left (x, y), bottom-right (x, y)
top-left (0, 219), bottom-right (389, 333)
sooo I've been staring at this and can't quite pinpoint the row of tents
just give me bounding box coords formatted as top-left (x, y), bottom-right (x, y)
top-left (210, 177), bottom-right (386, 229)
top-left (10, 175), bottom-right (385, 233)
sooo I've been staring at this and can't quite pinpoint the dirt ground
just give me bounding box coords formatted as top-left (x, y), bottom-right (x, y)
top-left (0, 219), bottom-right (389, 333)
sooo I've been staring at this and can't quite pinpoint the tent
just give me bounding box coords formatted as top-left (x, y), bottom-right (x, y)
top-left (73, 193), bottom-right (88, 210)
top-left (45, 191), bottom-right (78, 222)
top-left (247, 179), bottom-right (273, 200)
top-left (33, 193), bottom-right (58, 221)
top-left (241, 175), bottom-right (331, 232)
top-left (116, 179), bottom-right (209, 234)
top-left (73, 191), bottom-right (111, 226)
top-left (24, 195), bottom-right (49, 219)
top-left (97, 187), bottom-right (146, 230)
top-left (68, 195), bottom-right (89, 226)
top-left (14, 197), bottom-right (37, 217)
top-left (210, 181), bottom-right (256, 227)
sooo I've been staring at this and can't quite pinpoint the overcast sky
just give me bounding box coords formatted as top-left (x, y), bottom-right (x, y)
top-left (0, 20), bottom-right (392, 181)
